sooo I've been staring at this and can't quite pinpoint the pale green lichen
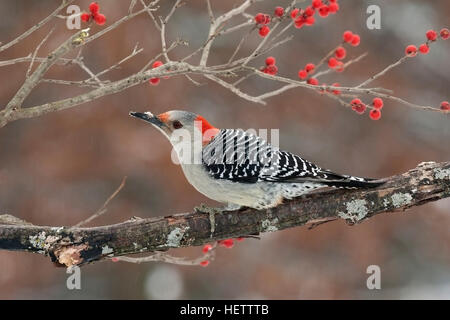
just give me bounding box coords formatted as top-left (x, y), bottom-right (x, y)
top-left (101, 245), bottom-right (113, 255)
top-left (434, 168), bottom-right (450, 180)
top-left (338, 199), bottom-right (369, 222)
top-left (163, 227), bottom-right (190, 247)
top-left (391, 192), bottom-right (413, 207)
top-left (51, 226), bottom-right (64, 233)
top-left (261, 218), bottom-right (279, 232)
top-left (29, 232), bottom-right (47, 249)
top-left (29, 232), bottom-right (59, 251)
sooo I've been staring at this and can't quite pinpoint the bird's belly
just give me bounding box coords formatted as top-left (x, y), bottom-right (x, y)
top-left (180, 164), bottom-right (265, 207)
top-left (180, 164), bottom-right (324, 209)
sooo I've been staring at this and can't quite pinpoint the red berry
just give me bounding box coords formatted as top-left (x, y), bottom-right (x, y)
top-left (305, 16), bottom-right (315, 26)
top-left (335, 61), bottom-right (344, 72)
top-left (265, 56), bottom-right (276, 66)
top-left (304, 6), bottom-right (315, 17)
top-left (419, 44), bottom-right (429, 54)
top-left (274, 6), bottom-right (284, 17)
top-left (312, 0), bottom-right (323, 9)
top-left (350, 34), bottom-right (360, 46)
top-left (294, 18), bottom-right (305, 29)
top-left (298, 69), bottom-right (307, 79)
top-left (351, 98), bottom-right (366, 114)
top-left (264, 14), bottom-right (271, 24)
top-left (331, 82), bottom-right (341, 95)
top-left (111, 257), bottom-right (119, 262)
top-left (328, 57), bottom-right (338, 68)
top-left (259, 25), bottom-right (270, 37)
top-left (318, 5), bottom-right (329, 17)
top-left (94, 13), bottom-right (106, 25)
top-left (202, 244), bottom-right (213, 253)
top-left (372, 97), bottom-right (384, 109)
top-left (200, 260), bottom-right (210, 267)
top-left (291, 8), bottom-right (300, 19)
top-left (255, 13), bottom-right (265, 24)
top-left (149, 78), bottom-right (160, 85)
top-left (265, 65), bottom-right (278, 75)
top-left (351, 98), bottom-right (362, 105)
top-left (369, 109), bottom-right (381, 120)
top-left (335, 46), bottom-right (346, 59)
top-left (440, 28), bottom-right (449, 40)
top-left (307, 77), bottom-right (319, 85)
top-left (152, 60), bottom-right (163, 68)
top-left (440, 101), bottom-right (450, 111)
top-left (80, 12), bottom-right (91, 22)
top-left (89, 2), bottom-right (100, 14)
top-left (343, 30), bottom-right (354, 42)
top-left (405, 44), bottom-right (418, 57)
top-left (219, 239), bottom-right (234, 248)
top-left (305, 63), bottom-right (315, 73)
top-left (426, 29), bottom-right (438, 41)
top-left (328, 2), bottom-right (339, 13)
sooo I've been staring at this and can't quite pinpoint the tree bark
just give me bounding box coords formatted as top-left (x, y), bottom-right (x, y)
top-left (0, 161), bottom-right (449, 267)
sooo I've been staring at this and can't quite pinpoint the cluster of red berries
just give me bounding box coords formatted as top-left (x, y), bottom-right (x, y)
top-left (254, 6), bottom-right (288, 37)
top-left (199, 237), bottom-right (244, 267)
top-left (405, 28), bottom-right (449, 57)
top-left (298, 62), bottom-right (315, 81)
top-left (291, 0), bottom-right (339, 29)
top-left (254, 12), bottom-right (271, 37)
top-left (327, 46), bottom-right (347, 71)
top-left (350, 97), bottom-right (384, 120)
top-left (441, 101), bottom-right (450, 111)
top-left (149, 60), bottom-right (164, 85)
top-left (81, 2), bottom-right (106, 25)
top-left (262, 56), bottom-right (278, 75)
top-left (343, 30), bottom-right (360, 46)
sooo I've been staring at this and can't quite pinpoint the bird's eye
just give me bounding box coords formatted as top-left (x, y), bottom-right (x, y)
top-left (173, 120), bottom-right (183, 129)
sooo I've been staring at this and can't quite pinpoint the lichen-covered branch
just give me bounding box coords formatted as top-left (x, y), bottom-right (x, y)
top-left (0, 161), bottom-right (448, 268)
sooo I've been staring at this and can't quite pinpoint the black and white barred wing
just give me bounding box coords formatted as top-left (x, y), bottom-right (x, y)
top-left (202, 129), bottom-right (268, 183)
top-left (202, 129), bottom-right (382, 188)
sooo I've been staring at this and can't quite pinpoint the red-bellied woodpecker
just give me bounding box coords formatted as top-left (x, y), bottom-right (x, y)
top-left (130, 110), bottom-right (383, 210)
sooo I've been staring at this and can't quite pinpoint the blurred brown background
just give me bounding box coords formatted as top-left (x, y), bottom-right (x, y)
top-left (0, 0), bottom-right (449, 299)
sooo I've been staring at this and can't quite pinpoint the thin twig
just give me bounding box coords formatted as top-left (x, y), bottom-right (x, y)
top-left (112, 242), bottom-right (217, 266)
top-left (74, 177), bottom-right (127, 227)
top-left (357, 55), bottom-right (409, 88)
top-left (26, 29), bottom-right (54, 78)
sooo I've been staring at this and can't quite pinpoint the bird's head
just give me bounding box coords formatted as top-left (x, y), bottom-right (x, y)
top-left (129, 110), bottom-right (219, 146)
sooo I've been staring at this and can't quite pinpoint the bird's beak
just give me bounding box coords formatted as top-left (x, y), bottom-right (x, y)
top-left (129, 111), bottom-right (165, 128)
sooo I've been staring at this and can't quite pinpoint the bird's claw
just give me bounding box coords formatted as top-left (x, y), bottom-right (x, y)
top-left (194, 204), bottom-right (225, 236)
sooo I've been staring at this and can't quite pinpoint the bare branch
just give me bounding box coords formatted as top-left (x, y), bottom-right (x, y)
top-left (4, 28), bottom-right (90, 112)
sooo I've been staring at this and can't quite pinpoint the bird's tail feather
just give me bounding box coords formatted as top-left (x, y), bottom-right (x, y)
top-left (320, 177), bottom-right (384, 189)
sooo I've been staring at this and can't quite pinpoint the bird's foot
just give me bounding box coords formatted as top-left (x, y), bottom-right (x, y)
top-left (194, 203), bottom-right (223, 236)
top-left (194, 203), bottom-right (221, 214)
top-left (194, 203), bottom-right (243, 236)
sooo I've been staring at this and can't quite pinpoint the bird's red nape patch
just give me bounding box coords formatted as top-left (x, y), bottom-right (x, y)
top-left (195, 115), bottom-right (219, 144)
